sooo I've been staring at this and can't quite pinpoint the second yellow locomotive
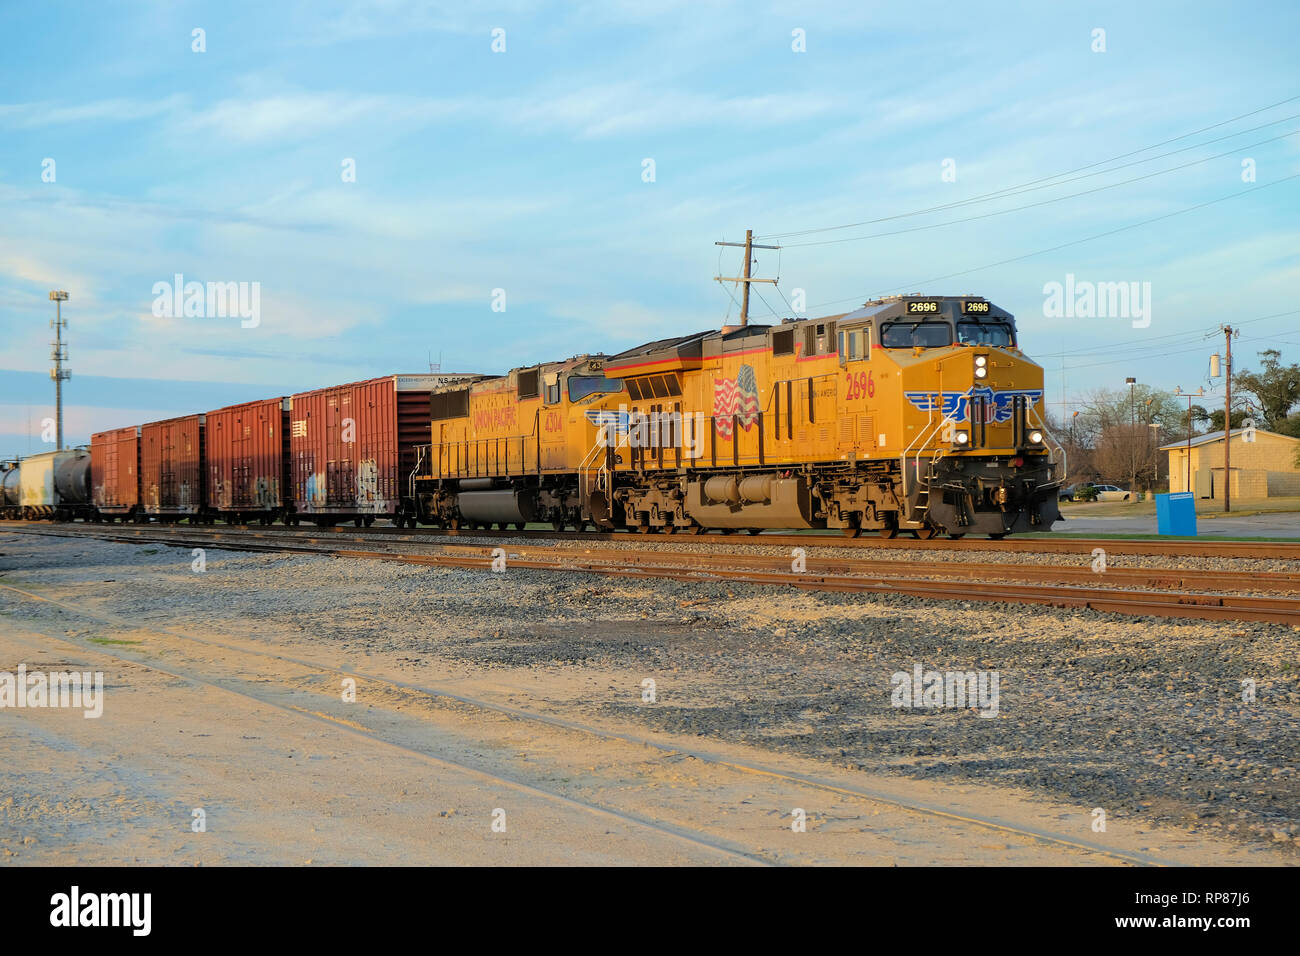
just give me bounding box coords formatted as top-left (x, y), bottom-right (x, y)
top-left (413, 295), bottom-right (1063, 538)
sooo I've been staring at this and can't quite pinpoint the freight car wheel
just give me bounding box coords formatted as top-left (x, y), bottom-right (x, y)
top-left (552, 517), bottom-right (566, 532)
top-left (514, 522), bottom-right (526, 531)
top-left (912, 527), bottom-right (938, 540)
top-left (449, 517), bottom-right (461, 531)
top-left (947, 532), bottom-right (966, 540)
top-left (987, 532), bottom-right (1008, 540)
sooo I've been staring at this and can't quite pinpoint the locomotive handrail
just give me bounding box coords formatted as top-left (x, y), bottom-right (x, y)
top-left (1026, 402), bottom-right (1067, 485)
top-left (901, 408), bottom-right (959, 502)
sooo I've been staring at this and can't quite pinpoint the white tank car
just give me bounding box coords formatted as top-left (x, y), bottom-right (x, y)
top-left (17, 448), bottom-right (91, 519)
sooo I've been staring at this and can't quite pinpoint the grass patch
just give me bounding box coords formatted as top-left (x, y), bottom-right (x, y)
top-left (87, 637), bottom-right (143, 646)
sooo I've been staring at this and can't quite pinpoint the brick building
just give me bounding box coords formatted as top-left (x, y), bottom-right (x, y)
top-left (1160, 427), bottom-right (1300, 499)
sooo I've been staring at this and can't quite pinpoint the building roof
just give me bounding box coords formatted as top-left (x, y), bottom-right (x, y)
top-left (1159, 427), bottom-right (1300, 451)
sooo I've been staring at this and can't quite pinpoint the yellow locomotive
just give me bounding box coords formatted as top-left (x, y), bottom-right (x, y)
top-left (414, 295), bottom-right (1062, 538)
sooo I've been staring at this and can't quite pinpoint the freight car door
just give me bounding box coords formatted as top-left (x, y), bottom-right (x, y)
top-left (327, 392), bottom-right (349, 508)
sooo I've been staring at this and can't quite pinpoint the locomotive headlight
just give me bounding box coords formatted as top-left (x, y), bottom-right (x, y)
top-left (1028, 430), bottom-right (1043, 444)
top-left (974, 366), bottom-right (988, 379)
top-left (974, 355), bottom-right (988, 368)
top-left (955, 430), bottom-right (970, 445)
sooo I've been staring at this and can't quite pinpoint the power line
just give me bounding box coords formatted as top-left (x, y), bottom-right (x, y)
top-left (1053, 329), bottom-right (1300, 372)
top-left (803, 172), bottom-right (1300, 312)
top-left (1034, 309), bottom-right (1300, 359)
top-left (759, 93), bottom-right (1300, 241)
top-left (782, 128), bottom-right (1300, 248)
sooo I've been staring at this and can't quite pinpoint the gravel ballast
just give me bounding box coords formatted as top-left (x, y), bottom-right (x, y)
top-left (2, 529), bottom-right (1296, 853)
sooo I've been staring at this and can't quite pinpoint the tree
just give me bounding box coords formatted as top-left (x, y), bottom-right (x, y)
top-left (1187, 404), bottom-right (1212, 435)
top-left (1274, 412), bottom-right (1300, 439)
top-left (1234, 349), bottom-right (1300, 430)
top-left (1207, 409), bottom-right (1249, 431)
top-left (1075, 386), bottom-right (1185, 489)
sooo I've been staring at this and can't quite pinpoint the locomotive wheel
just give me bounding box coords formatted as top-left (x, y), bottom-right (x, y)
top-left (947, 532), bottom-right (966, 540)
top-left (912, 527), bottom-right (938, 540)
top-left (878, 526), bottom-right (898, 539)
top-left (747, 528), bottom-right (763, 535)
top-left (841, 525), bottom-right (861, 538)
top-left (449, 517), bottom-right (461, 531)
top-left (662, 523), bottom-right (677, 535)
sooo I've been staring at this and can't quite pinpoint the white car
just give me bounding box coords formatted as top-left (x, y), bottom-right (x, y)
top-left (1093, 484), bottom-right (1131, 501)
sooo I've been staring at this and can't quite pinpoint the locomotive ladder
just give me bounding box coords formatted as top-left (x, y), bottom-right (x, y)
top-left (578, 426), bottom-right (629, 522)
top-left (900, 410), bottom-right (959, 523)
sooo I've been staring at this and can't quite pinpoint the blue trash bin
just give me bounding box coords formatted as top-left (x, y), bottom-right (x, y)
top-left (1156, 492), bottom-right (1197, 536)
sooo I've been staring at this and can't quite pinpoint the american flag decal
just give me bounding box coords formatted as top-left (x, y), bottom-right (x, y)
top-left (713, 364), bottom-right (761, 440)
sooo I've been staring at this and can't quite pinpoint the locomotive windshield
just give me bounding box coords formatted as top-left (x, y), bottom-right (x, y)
top-left (957, 321), bottom-right (1014, 347)
top-left (568, 375), bottom-right (624, 402)
top-left (880, 321), bottom-right (953, 348)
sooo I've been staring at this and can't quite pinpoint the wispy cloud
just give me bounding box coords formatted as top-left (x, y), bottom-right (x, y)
top-left (0, 95), bottom-right (187, 127)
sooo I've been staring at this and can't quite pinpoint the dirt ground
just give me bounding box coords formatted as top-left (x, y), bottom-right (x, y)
top-left (0, 529), bottom-right (1295, 866)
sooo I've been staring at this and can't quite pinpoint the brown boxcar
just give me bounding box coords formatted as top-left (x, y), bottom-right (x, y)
top-left (90, 426), bottom-right (141, 518)
top-left (289, 375), bottom-right (445, 525)
top-left (205, 397), bottom-right (290, 522)
top-left (140, 414), bottom-right (205, 518)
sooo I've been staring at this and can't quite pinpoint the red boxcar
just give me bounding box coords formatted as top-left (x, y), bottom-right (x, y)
top-left (289, 375), bottom-right (440, 525)
top-left (205, 397), bottom-right (290, 522)
top-left (90, 426), bottom-right (140, 518)
top-left (140, 414), bottom-right (206, 518)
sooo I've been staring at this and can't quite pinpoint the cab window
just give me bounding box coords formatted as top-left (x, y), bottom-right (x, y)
top-left (957, 322), bottom-right (1014, 347)
top-left (880, 321), bottom-right (953, 348)
top-left (838, 327), bottom-right (868, 365)
top-left (568, 375), bottom-right (624, 402)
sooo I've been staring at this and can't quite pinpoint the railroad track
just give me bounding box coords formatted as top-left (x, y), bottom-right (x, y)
top-left (9, 523), bottom-right (1300, 624)
top-left (0, 580), bottom-right (1184, 866)
top-left (5, 518), bottom-right (1298, 559)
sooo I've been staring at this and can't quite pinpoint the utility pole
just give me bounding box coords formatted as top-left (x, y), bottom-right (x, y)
top-left (1126, 376), bottom-right (1137, 495)
top-left (1222, 325), bottom-right (1235, 512)
top-left (49, 290), bottom-right (70, 450)
top-left (714, 230), bottom-right (780, 328)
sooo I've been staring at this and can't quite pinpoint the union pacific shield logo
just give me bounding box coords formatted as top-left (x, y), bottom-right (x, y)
top-left (584, 409), bottom-right (630, 435)
top-left (903, 387), bottom-right (1043, 424)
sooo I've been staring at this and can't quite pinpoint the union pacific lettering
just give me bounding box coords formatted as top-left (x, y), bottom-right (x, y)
top-left (472, 405), bottom-right (519, 430)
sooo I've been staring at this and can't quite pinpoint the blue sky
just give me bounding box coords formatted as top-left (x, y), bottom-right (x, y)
top-left (2, 0), bottom-right (1298, 457)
